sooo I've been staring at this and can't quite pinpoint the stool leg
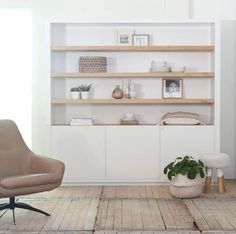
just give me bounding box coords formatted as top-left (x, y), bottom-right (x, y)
top-left (217, 168), bottom-right (225, 194)
top-left (223, 175), bottom-right (226, 191)
top-left (205, 168), bottom-right (212, 193)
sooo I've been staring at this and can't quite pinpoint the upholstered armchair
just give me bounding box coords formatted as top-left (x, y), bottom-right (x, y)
top-left (0, 120), bottom-right (65, 224)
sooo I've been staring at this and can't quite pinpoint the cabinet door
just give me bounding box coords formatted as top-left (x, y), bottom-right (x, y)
top-left (160, 126), bottom-right (215, 181)
top-left (106, 126), bottom-right (160, 182)
top-left (51, 126), bottom-right (105, 183)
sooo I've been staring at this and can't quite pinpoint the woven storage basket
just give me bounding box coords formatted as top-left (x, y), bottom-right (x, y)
top-left (79, 56), bottom-right (107, 72)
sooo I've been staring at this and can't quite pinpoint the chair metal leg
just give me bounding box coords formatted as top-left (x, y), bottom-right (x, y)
top-left (12, 209), bottom-right (16, 225)
top-left (15, 203), bottom-right (50, 216)
top-left (0, 197), bottom-right (50, 224)
top-left (0, 203), bottom-right (9, 209)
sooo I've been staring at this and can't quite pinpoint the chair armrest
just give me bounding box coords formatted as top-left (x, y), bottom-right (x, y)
top-left (29, 154), bottom-right (65, 180)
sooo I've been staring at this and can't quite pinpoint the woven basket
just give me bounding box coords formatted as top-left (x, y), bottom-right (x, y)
top-left (79, 56), bottom-right (107, 73)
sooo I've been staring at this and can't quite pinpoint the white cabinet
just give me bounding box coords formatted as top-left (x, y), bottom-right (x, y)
top-left (160, 126), bottom-right (215, 181)
top-left (106, 126), bottom-right (160, 182)
top-left (51, 126), bottom-right (106, 183)
top-left (51, 125), bottom-right (216, 184)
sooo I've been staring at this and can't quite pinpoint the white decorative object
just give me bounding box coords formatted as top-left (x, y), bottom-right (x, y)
top-left (70, 118), bottom-right (94, 126)
top-left (71, 91), bottom-right (80, 99)
top-left (170, 66), bottom-right (186, 72)
top-left (132, 34), bottom-right (150, 46)
top-left (151, 61), bottom-right (167, 67)
top-left (124, 80), bottom-right (130, 98)
top-left (78, 84), bottom-right (92, 99)
top-left (123, 113), bottom-right (135, 120)
top-left (160, 111), bottom-right (203, 125)
top-left (116, 30), bottom-right (133, 46)
top-left (150, 60), bottom-right (170, 72)
top-left (81, 91), bottom-right (89, 99)
top-left (129, 82), bottom-right (136, 99)
top-left (170, 174), bottom-right (204, 198)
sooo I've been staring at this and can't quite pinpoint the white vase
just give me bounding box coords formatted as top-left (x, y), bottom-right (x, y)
top-left (169, 174), bottom-right (204, 198)
top-left (81, 91), bottom-right (89, 99)
top-left (71, 91), bottom-right (80, 99)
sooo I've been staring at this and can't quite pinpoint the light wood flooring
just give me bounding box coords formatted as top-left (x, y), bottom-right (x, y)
top-left (0, 180), bottom-right (236, 234)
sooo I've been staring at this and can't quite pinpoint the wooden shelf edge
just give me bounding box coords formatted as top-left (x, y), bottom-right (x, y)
top-left (51, 72), bottom-right (214, 78)
top-left (51, 45), bottom-right (215, 52)
top-left (51, 98), bottom-right (214, 105)
top-left (51, 124), bottom-right (157, 126)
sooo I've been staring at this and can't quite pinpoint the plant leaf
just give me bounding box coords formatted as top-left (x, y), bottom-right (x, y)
top-left (187, 169), bottom-right (197, 179)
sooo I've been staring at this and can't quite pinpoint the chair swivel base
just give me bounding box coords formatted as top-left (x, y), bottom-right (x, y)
top-left (0, 197), bottom-right (50, 224)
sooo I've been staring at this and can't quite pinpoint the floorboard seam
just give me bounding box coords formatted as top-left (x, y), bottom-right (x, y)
top-left (93, 186), bottom-right (105, 232)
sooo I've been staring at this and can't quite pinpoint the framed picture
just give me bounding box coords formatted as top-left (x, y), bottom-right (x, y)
top-left (132, 34), bottom-right (150, 46)
top-left (162, 79), bottom-right (183, 99)
top-left (116, 30), bottom-right (133, 46)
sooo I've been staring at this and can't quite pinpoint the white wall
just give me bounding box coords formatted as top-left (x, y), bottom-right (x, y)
top-left (193, 0), bottom-right (236, 20)
top-left (0, 9), bottom-right (32, 146)
top-left (220, 21), bottom-right (236, 178)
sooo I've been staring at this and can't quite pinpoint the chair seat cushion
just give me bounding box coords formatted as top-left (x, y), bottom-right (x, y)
top-left (0, 173), bottom-right (59, 189)
top-left (200, 153), bottom-right (230, 168)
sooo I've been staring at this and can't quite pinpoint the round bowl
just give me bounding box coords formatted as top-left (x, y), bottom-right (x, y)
top-left (151, 61), bottom-right (167, 67)
top-left (150, 67), bottom-right (170, 72)
top-left (170, 66), bottom-right (186, 72)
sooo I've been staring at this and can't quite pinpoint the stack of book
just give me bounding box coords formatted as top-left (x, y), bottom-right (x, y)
top-left (70, 118), bottom-right (94, 126)
top-left (120, 119), bottom-right (139, 125)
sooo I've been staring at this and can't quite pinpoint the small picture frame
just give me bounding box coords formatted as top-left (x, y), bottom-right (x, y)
top-left (162, 79), bottom-right (183, 99)
top-left (116, 31), bottom-right (133, 46)
top-left (132, 34), bottom-right (150, 46)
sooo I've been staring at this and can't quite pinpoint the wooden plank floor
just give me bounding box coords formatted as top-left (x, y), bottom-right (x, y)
top-left (95, 232), bottom-right (201, 234)
top-left (0, 180), bottom-right (236, 233)
top-left (185, 199), bottom-right (236, 232)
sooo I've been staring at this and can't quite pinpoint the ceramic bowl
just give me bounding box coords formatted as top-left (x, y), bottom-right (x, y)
top-left (150, 66), bottom-right (170, 72)
top-left (123, 113), bottom-right (135, 120)
top-left (151, 61), bottom-right (167, 68)
top-left (170, 66), bottom-right (186, 72)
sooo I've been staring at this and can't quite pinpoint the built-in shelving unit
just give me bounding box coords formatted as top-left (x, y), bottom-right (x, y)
top-left (52, 98), bottom-right (214, 105)
top-left (49, 21), bottom-right (219, 184)
top-left (51, 45), bottom-right (214, 52)
top-left (50, 22), bottom-right (216, 125)
top-left (51, 72), bottom-right (214, 78)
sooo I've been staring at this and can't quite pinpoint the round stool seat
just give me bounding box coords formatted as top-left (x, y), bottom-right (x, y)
top-left (201, 153), bottom-right (230, 168)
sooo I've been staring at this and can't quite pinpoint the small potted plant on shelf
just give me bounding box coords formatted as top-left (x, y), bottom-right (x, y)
top-left (70, 87), bottom-right (80, 99)
top-left (164, 155), bottom-right (205, 198)
top-left (79, 84), bottom-right (92, 99)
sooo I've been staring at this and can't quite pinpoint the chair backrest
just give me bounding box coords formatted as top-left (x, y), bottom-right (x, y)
top-left (0, 119), bottom-right (30, 178)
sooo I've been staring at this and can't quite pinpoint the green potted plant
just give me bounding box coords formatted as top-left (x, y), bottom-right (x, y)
top-left (70, 87), bottom-right (80, 99)
top-left (164, 155), bottom-right (205, 198)
top-left (78, 84), bottom-right (92, 99)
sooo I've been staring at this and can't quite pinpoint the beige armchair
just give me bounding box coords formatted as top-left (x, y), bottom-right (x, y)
top-left (0, 119), bottom-right (65, 224)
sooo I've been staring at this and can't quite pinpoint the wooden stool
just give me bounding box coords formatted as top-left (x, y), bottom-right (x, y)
top-left (200, 153), bottom-right (230, 194)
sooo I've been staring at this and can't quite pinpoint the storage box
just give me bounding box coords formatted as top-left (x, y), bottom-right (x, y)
top-left (79, 56), bottom-right (107, 72)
